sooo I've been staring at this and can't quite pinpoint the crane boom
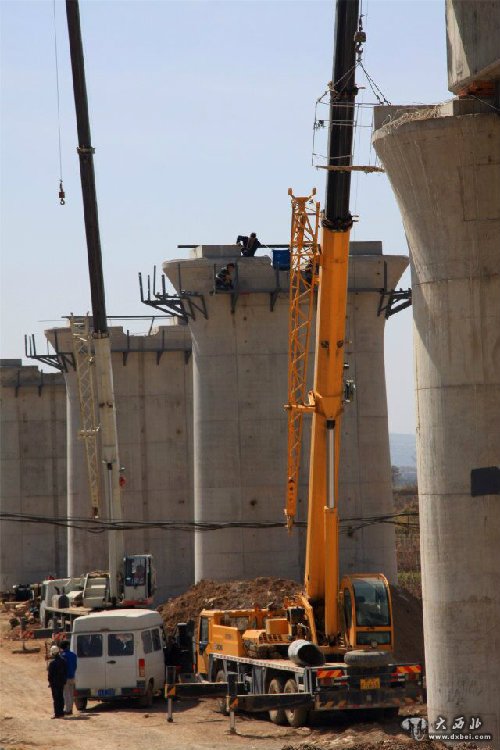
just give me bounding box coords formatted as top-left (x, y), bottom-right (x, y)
top-left (66, 0), bottom-right (124, 600)
top-left (304, 0), bottom-right (359, 637)
top-left (285, 192), bottom-right (320, 528)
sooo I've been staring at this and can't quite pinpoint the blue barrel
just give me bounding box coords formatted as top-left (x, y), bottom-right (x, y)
top-left (272, 249), bottom-right (290, 270)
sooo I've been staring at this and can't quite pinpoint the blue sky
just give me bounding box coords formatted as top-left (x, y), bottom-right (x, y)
top-left (0, 0), bottom-right (450, 433)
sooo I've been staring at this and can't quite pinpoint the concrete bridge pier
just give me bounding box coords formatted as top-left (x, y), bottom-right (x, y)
top-left (374, 102), bottom-right (500, 741)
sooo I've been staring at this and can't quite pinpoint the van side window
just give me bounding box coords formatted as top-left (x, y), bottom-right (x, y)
top-left (108, 633), bottom-right (134, 656)
top-left (76, 633), bottom-right (102, 658)
top-left (141, 629), bottom-right (153, 654)
top-left (151, 628), bottom-right (162, 651)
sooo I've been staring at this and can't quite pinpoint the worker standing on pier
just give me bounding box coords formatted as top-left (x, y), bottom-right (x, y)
top-left (236, 232), bottom-right (261, 256)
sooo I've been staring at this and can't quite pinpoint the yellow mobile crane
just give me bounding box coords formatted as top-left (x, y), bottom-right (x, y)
top-left (168, 0), bottom-right (423, 726)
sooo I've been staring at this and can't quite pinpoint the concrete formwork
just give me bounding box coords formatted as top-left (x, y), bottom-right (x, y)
top-left (45, 324), bottom-right (194, 603)
top-left (164, 244), bottom-right (407, 585)
top-left (373, 105), bottom-right (500, 742)
top-left (446, 0), bottom-right (500, 93)
top-left (0, 360), bottom-right (67, 589)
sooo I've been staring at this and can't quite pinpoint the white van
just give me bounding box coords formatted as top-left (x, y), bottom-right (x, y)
top-left (70, 609), bottom-right (166, 709)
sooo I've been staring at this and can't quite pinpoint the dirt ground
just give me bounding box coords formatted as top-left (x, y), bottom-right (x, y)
top-left (0, 611), bottom-right (435, 750)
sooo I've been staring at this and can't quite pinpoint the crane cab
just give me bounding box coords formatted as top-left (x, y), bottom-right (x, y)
top-left (339, 573), bottom-right (394, 652)
top-left (122, 555), bottom-right (155, 606)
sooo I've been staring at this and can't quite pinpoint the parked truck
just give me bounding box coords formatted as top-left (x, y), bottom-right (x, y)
top-left (39, 556), bottom-right (155, 631)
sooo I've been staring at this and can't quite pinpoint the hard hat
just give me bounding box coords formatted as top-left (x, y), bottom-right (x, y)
top-left (50, 645), bottom-right (60, 656)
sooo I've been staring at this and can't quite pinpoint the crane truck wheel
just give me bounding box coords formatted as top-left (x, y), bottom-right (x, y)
top-left (215, 669), bottom-right (229, 715)
top-left (344, 650), bottom-right (392, 668)
top-left (267, 677), bottom-right (287, 725)
top-left (283, 678), bottom-right (308, 727)
top-left (75, 697), bottom-right (87, 711)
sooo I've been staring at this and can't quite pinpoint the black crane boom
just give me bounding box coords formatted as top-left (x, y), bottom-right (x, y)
top-left (66, 0), bottom-right (108, 335)
top-left (324, 0), bottom-right (359, 229)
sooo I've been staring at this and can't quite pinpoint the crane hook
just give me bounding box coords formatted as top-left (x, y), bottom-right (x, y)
top-left (58, 179), bottom-right (66, 205)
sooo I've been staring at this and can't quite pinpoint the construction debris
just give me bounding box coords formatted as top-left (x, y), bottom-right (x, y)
top-left (158, 577), bottom-right (303, 634)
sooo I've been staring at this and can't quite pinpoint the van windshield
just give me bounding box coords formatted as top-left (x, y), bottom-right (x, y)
top-left (76, 633), bottom-right (103, 658)
top-left (108, 633), bottom-right (134, 656)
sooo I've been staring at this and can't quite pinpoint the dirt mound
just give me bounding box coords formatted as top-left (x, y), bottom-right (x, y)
top-left (158, 577), bottom-right (303, 634)
top-left (390, 586), bottom-right (424, 664)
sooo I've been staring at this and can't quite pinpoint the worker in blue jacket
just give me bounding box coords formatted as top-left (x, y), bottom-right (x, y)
top-left (60, 640), bottom-right (78, 714)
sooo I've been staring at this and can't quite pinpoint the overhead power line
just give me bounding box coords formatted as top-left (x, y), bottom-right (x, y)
top-left (0, 510), bottom-right (419, 536)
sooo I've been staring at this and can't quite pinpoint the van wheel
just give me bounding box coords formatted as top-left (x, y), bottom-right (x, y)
top-left (283, 678), bottom-right (308, 727)
top-left (215, 669), bottom-right (228, 715)
top-left (139, 680), bottom-right (154, 707)
top-left (268, 677), bottom-right (287, 725)
top-left (75, 697), bottom-right (87, 711)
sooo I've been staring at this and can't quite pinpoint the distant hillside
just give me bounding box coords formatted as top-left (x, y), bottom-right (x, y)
top-left (390, 433), bottom-right (417, 486)
top-left (389, 433), bottom-right (416, 468)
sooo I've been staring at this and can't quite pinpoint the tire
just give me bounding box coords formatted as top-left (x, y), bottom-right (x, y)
top-left (139, 680), bottom-right (154, 707)
top-left (344, 650), bottom-right (392, 668)
top-left (283, 678), bottom-right (308, 728)
top-left (215, 669), bottom-right (228, 716)
top-left (75, 697), bottom-right (87, 711)
top-left (267, 677), bottom-right (287, 725)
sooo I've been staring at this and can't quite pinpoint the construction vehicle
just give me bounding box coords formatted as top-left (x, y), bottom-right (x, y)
top-left (39, 557), bottom-right (154, 630)
top-left (40, 0), bottom-right (155, 632)
top-left (167, 0), bottom-right (423, 724)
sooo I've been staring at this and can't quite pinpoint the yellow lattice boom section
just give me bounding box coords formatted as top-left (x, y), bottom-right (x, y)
top-left (71, 315), bottom-right (101, 517)
top-left (284, 189), bottom-right (320, 530)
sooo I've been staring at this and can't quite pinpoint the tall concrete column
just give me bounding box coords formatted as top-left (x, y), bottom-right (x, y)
top-left (374, 104), bottom-right (500, 740)
top-left (164, 244), bottom-right (407, 585)
top-left (0, 361), bottom-right (67, 587)
top-left (46, 324), bottom-right (194, 602)
top-left (165, 248), bottom-right (304, 582)
top-left (340, 244), bottom-right (408, 583)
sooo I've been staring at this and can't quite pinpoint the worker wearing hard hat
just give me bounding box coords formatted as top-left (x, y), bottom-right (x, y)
top-left (47, 644), bottom-right (67, 718)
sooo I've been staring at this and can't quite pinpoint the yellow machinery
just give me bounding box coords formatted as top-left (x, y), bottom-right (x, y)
top-left (198, 0), bottom-right (397, 662)
top-left (283, 189), bottom-right (395, 655)
top-left (180, 0), bottom-right (423, 725)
